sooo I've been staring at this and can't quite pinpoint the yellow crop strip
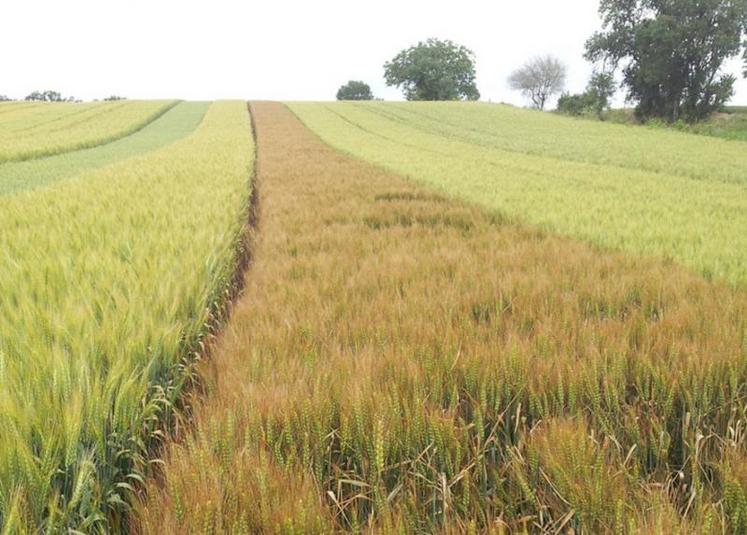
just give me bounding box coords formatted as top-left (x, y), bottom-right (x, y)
top-left (0, 100), bottom-right (253, 531)
top-left (289, 102), bottom-right (747, 286)
top-left (0, 101), bottom-right (111, 132)
top-left (0, 100), bottom-right (178, 163)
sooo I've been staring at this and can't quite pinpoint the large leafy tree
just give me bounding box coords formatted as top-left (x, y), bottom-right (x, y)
top-left (384, 38), bottom-right (480, 101)
top-left (336, 80), bottom-right (374, 101)
top-left (586, 0), bottom-right (747, 122)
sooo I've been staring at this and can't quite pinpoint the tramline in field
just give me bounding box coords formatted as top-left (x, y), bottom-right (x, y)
top-left (0, 100), bottom-right (178, 164)
top-left (0, 101), bottom-right (208, 196)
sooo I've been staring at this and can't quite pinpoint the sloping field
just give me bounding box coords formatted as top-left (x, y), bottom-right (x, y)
top-left (0, 101), bottom-right (208, 196)
top-left (289, 102), bottom-right (747, 287)
top-left (0, 100), bottom-right (177, 163)
top-left (0, 102), bottom-right (48, 121)
top-left (0, 101), bottom-right (105, 131)
top-left (138, 102), bottom-right (747, 533)
top-left (318, 101), bottom-right (747, 185)
top-left (0, 101), bottom-right (253, 531)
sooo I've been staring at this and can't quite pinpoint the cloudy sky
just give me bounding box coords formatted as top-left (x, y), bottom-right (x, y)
top-left (2, 0), bottom-right (746, 106)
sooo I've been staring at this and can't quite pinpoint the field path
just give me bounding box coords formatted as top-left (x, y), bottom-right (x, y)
top-left (137, 102), bottom-right (747, 533)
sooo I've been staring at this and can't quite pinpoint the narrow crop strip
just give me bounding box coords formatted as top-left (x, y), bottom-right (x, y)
top-left (0, 101), bottom-right (209, 196)
top-left (137, 102), bottom-right (747, 533)
top-left (0, 101), bottom-right (254, 532)
top-left (0, 102), bottom-right (114, 133)
top-left (0, 100), bottom-right (178, 164)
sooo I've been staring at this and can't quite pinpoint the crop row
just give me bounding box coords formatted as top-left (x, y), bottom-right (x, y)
top-left (0, 101), bottom-right (100, 131)
top-left (289, 102), bottom-right (747, 287)
top-left (0, 101), bottom-right (208, 196)
top-left (0, 100), bottom-right (178, 164)
top-left (0, 101), bottom-right (253, 531)
top-left (350, 101), bottom-right (747, 186)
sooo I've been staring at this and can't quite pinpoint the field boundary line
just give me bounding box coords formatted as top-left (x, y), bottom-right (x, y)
top-left (129, 101), bottom-right (261, 522)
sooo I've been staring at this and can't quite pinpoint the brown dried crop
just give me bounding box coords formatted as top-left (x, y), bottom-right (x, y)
top-left (136, 102), bottom-right (747, 534)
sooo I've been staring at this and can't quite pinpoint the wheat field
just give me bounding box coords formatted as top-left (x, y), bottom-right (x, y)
top-left (137, 102), bottom-right (747, 534)
top-left (0, 101), bottom-right (253, 532)
top-left (289, 102), bottom-right (747, 287)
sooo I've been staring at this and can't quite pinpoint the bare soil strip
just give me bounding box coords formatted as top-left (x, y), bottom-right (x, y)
top-left (137, 102), bottom-right (747, 533)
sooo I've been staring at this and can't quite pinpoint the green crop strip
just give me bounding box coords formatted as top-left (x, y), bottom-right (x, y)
top-left (347, 101), bottom-right (747, 186)
top-left (0, 101), bottom-right (209, 196)
top-left (0, 100), bottom-right (178, 164)
top-left (289, 102), bottom-right (747, 286)
top-left (0, 101), bottom-right (253, 532)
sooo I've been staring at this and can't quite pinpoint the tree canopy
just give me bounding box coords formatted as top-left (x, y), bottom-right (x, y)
top-left (557, 71), bottom-right (616, 119)
top-left (383, 38), bottom-right (480, 101)
top-left (24, 90), bottom-right (74, 102)
top-left (508, 56), bottom-right (567, 110)
top-left (585, 0), bottom-right (747, 122)
top-left (336, 81), bottom-right (374, 101)
top-left (586, 71), bottom-right (616, 118)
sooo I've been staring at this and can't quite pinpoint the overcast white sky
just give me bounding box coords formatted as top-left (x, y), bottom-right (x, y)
top-left (2, 0), bottom-right (746, 106)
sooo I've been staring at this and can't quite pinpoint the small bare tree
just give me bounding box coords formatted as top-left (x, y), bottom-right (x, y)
top-left (508, 56), bottom-right (567, 110)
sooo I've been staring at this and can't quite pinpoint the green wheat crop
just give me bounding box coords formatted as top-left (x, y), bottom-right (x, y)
top-left (0, 100), bottom-right (253, 532)
top-left (289, 102), bottom-right (747, 286)
top-left (0, 101), bottom-right (208, 196)
top-left (0, 100), bottom-right (177, 163)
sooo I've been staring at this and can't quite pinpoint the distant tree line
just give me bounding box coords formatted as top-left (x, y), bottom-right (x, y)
top-left (336, 38), bottom-right (480, 102)
top-left (0, 92), bottom-right (126, 102)
top-left (25, 90), bottom-right (76, 102)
